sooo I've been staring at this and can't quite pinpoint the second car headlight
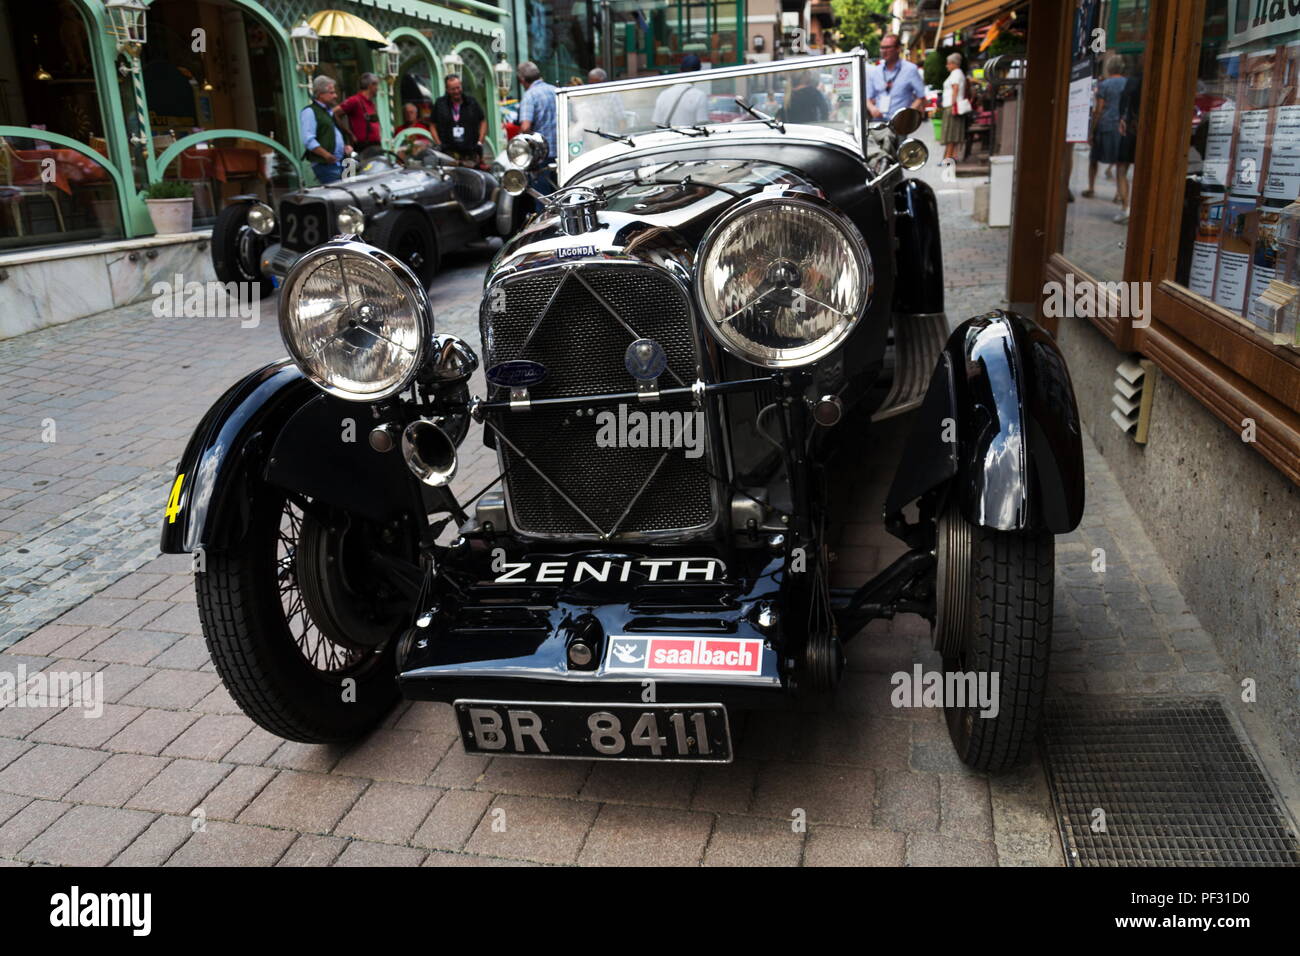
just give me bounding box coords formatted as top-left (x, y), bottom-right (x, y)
top-left (505, 132), bottom-right (547, 170)
top-left (279, 240), bottom-right (431, 401)
top-left (695, 195), bottom-right (872, 368)
top-left (336, 205), bottom-right (366, 236)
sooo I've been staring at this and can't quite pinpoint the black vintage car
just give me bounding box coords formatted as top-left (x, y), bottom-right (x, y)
top-left (210, 150), bottom-right (522, 291)
top-left (163, 53), bottom-right (1083, 773)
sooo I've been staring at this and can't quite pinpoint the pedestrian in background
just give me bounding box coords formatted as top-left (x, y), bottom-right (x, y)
top-left (940, 52), bottom-right (969, 162)
top-left (299, 75), bottom-right (352, 184)
top-left (431, 74), bottom-right (487, 164)
top-left (571, 67), bottom-right (627, 138)
top-left (517, 60), bottom-right (559, 197)
top-left (866, 34), bottom-right (925, 120)
top-left (1084, 53), bottom-right (1130, 219)
top-left (395, 102), bottom-right (433, 158)
top-left (336, 73), bottom-right (383, 155)
top-left (653, 54), bottom-right (710, 126)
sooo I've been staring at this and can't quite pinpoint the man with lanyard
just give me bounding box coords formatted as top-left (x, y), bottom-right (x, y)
top-left (517, 61), bottom-right (559, 199)
top-left (866, 34), bottom-right (925, 120)
top-left (430, 74), bottom-right (487, 164)
top-left (298, 75), bottom-right (352, 184)
top-left (652, 54), bottom-right (710, 127)
top-left (335, 73), bottom-right (383, 154)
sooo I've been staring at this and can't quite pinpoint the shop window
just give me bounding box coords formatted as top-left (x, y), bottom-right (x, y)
top-left (1059, 0), bottom-right (1149, 282)
top-left (154, 135), bottom-right (298, 227)
top-left (1173, 0), bottom-right (1300, 350)
top-left (143, 0), bottom-right (289, 149)
top-left (0, 135), bottom-right (122, 249)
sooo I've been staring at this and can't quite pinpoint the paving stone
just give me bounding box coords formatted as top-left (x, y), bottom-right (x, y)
top-left (0, 792), bottom-right (29, 827)
top-left (703, 814), bottom-right (804, 866)
top-left (166, 820), bottom-right (297, 867)
top-left (411, 788), bottom-right (493, 851)
top-left (335, 781), bottom-right (443, 845)
top-left (65, 753), bottom-right (168, 808)
top-left (162, 714), bottom-right (254, 762)
top-left (7, 624), bottom-right (83, 656)
top-left (751, 762), bottom-right (874, 827)
top-left (238, 771), bottom-right (368, 833)
top-left (578, 803), bottom-right (715, 867)
top-left (97, 663), bottom-right (155, 703)
top-left (691, 761), bottom-right (757, 814)
top-left (200, 765), bottom-right (276, 821)
top-left (148, 636), bottom-right (211, 670)
top-left (801, 713), bottom-right (912, 770)
top-left (874, 771), bottom-right (941, 832)
top-left (85, 629), bottom-right (180, 665)
top-left (110, 813), bottom-right (194, 866)
top-left (267, 740), bottom-right (347, 773)
top-left (334, 840), bottom-right (428, 866)
top-left (120, 669), bottom-right (219, 710)
top-left (939, 773), bottom-right (994, 841)
top-left (0, 743), bottom-right (106, 799)
top-left (0, 799), bottom-right (70, 857)
top-left (19, 804), bottom-right (154, 866)
top-left (579, 761), bottom-right (699, 809)
top-left (331, 729), bottom-right (454, 784)
top-left (105, 708), bottom-right (197, 755)
top-left (422, 850), bottom-right (541, 867)
top-left (426, 748), bottom-right (491, 789)
top-left (465, 794), bottom-right (599, 865)
top-left (804, 825), bottom-right (905, 866)
top-left (222, 726), bottom-right (284, 766)
top-left (477, 755), bottom-right (594, 797)
top-left (26, 703), bottom-right (143, 748)
top-left (126, 758), bottom-right (231, 815)
top-left (277, 833), bottom-right (348, 867)
top-left (905, 833), bottom-right (998, 866)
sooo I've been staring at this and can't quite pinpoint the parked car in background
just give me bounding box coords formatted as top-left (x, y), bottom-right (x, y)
top-left (210, 149), bottom-right (521, 292)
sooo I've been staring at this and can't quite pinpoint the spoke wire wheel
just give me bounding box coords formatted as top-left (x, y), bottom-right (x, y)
top-left (274, 499), bottom-right (371, 677)
top-left (932, 497), bottom-right (974, 663)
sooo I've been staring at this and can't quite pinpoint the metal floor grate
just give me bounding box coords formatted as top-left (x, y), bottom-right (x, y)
top-left (1041, 697), bottom-right (1300, 866)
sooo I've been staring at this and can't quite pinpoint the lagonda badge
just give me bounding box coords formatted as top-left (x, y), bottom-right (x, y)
top-left (486, 359), bottom-right (548, 388)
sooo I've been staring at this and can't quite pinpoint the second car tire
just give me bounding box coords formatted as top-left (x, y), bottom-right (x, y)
top-left (211, 202), bottom-right (274, 298)
top-left (368, 208), bottom-right (439, 287)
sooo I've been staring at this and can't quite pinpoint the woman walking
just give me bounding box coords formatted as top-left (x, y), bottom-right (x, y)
top-left (940, 52), bottom-right (969, 162)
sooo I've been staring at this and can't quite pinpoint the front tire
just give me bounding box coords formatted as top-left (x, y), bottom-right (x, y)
top-left (936, 503), bottom-right (1054, 772)
top-left (369, 208), bottom-right (439, 287)
top-left (211, 203), bottom-right (273, 298)
top-left (195, 488), bottom-right (403, 743)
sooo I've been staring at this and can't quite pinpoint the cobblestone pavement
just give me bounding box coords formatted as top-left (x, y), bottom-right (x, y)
top-left (0, 159), bottom-right (1290, 867)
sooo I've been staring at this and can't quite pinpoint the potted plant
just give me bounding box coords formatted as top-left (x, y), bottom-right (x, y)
top-left (144, 181), bottom-right (195, 235)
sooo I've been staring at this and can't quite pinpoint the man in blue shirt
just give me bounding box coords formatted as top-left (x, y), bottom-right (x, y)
top-left (517, 60), bottom-right (559, 198)
top-left (865, 34), bottom-right (926, 121)
top-left (298, 75), bottom-right (352, 184)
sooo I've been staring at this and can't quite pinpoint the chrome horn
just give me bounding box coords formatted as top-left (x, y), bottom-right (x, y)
top-left (401, 419), bottom-right (458, 487)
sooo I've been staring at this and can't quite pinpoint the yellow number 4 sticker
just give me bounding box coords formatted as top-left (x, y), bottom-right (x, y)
top-left (166, 473), bottom-right (186, 524)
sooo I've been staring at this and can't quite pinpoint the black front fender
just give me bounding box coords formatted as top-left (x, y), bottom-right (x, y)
top-left (884, 310), bottom-right (1084, 534)
top-left (160, 360), bottom-right (425, 554)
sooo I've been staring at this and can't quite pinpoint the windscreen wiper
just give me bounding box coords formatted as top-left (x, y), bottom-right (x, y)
top-left (585, 128), bottom-right (635, 146)
top-left (734, 97), bottom-right (785, 133)
top-left (656, 123), bottom-right (711, 137)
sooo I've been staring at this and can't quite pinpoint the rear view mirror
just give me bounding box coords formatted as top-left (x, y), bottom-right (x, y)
top-left (889, 108), bottom-right (922, 136)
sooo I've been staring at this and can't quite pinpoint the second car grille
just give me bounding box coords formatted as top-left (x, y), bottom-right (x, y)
top-left (480, 263), bottom-right (714, 538)
top-left (280, 200), bottom-right (331, 252)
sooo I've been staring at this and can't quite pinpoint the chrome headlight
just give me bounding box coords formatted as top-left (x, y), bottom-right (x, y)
top-left (898, 137), bottom-right (929, 171)
top-left (336, 205), bottom-right (366, 236)
top-left (246, 202), bottom-right (275, 235)
top-left (695, 195), bottom-right (872, 368)
top-left (505, 132), bottom-right (547, 170)
top-left (279, 240), bottom-right (431, 401)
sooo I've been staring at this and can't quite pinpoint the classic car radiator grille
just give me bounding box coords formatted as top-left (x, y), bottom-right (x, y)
top-left (480, 264), bottom-right (713, 538)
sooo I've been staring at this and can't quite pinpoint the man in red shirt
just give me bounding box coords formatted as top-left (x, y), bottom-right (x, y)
top-left (334, 74), bottom-right (383, 153)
